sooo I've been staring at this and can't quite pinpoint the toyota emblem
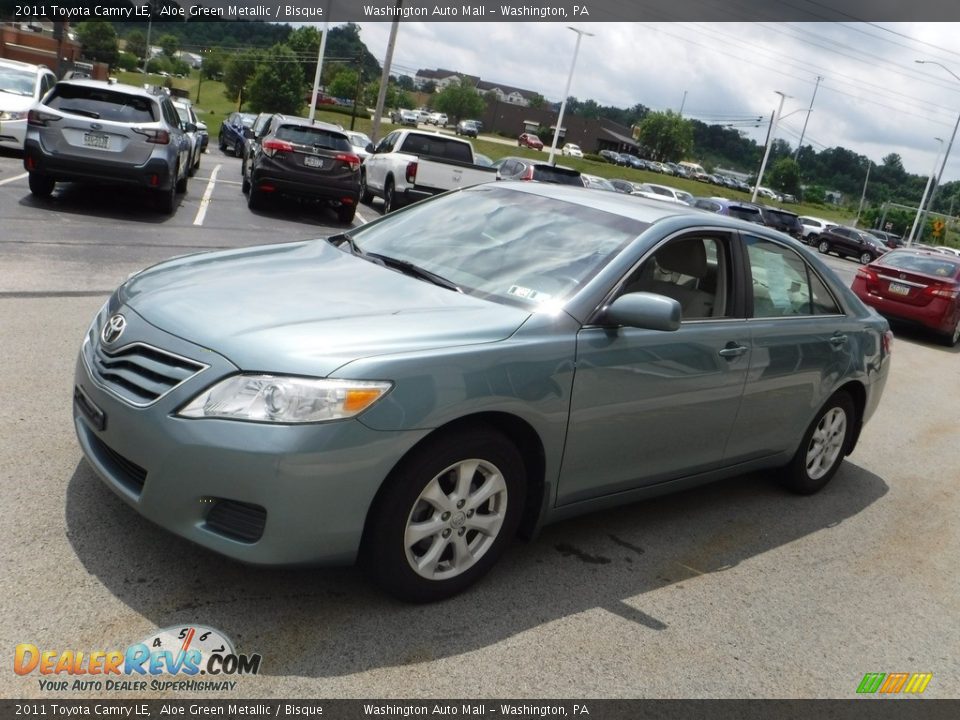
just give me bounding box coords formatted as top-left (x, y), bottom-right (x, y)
top-left (101, 314), bottom-right (126, 344)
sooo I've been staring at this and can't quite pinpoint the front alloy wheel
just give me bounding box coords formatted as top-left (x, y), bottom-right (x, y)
top-left (362, 426), bottom-right (526, 602)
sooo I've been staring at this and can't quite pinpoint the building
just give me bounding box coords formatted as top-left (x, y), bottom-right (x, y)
top-left (414, 67), bottom-right (539, 107)
top-left (0, 22), bottom-right (84, 76)
top-left (475, 80), bottom-right (538, 107)
top-left (413, 68), bottom-right (479, 91)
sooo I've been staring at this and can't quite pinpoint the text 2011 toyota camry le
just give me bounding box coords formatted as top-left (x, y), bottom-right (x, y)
top-left (73, 182), bottom-right (891, 601)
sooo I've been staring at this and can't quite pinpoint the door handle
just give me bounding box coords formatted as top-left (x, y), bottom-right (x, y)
top-left (830, 334), bottom-right (848, 346)
top-left (718, 343), bottom-right (749, 359)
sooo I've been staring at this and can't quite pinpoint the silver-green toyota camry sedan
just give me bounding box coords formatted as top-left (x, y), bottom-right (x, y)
top-left (74, 182), bottom-right (891, 602)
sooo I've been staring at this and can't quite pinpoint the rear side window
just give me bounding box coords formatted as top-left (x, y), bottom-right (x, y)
top-left (274, 125), bottom-right (351, 151)
top-left (399, 135), bottom-right (473, 163)
top-left (46, 85), bottom-right (156, 123)
top-left (729, 206), bottom-right (761, 222)
top-left (745, 236), bottom-right (840, 317)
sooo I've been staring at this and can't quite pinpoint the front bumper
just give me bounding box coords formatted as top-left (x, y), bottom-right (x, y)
top-left (73, 306), bottom-right (428, 566)
top-left (0, 116), bottom-right (27, 149)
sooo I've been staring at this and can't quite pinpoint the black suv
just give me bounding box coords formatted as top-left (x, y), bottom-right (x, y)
top-left (815, 226), bottom-right (888, 264)
top-left (753, 205), bottom-right (804, 240)
top-left (243, 115), bottom-right (361, 223)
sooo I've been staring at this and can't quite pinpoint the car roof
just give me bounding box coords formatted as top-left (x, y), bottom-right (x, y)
top-left (271, 114), bottom-right (345, 132)
top-left (0, 58), bottom-right (49, 72)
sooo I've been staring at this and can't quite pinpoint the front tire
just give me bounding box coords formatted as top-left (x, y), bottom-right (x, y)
top-left (781, 392), bottom-right (855, 495)
top-left (28, 172), bottom-right (55, 198)
top-left (383, 177), bottom-right (398, 213)
top-left (359, 171), bottom-right (372, 204)
top-left (362, 426), bottom-right (527, 602)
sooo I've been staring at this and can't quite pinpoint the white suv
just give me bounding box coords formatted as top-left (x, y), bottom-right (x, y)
top-left (0, 59), bottom-right (57, 150)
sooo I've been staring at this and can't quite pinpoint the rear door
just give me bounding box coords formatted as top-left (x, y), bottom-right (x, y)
top-left (724, 233), bottom-right (857, 462)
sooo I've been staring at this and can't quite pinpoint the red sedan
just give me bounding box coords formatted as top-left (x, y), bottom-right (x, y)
top-left (852, 248), bottom-right (960, 346)
top-left (518, 133), bottom-right (544, 150)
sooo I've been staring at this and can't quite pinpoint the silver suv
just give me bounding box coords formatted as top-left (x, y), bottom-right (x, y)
top-left (0, 59), bottom-right (57, 150)
top-left (23, 80), bottom-right (194, 213)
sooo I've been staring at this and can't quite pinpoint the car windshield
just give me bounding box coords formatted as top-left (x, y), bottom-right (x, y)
top-left (347, 132), bottom-right (371, 147)
top-left (348, 185), bottom-right (646, 308)
top-left (0, 67), bottom-right (35, 95)
top-left (173, 105), bottom-right (192, 124)
top-left (879, 252), bottom-right (960, 278)
top-left (239, 114), bottom-right (256, 127)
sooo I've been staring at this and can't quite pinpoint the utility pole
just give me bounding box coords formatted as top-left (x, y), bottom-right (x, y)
top-left (752, 91), bottom-right (787, 203)
top-left (350, 53), bottom-right (363, 131)
top-left (854, 162), bottom-right (871, 227)
top-left (308, 9), bottom-right (331, 123)
top-left (794, 75), bottom-right (821, 163)
top-left (679, 90), bottom-right (687, 117)
top-left (909, 138), bottom-right (944, 245)
top-left (371, 1), bottom-right (401, 143)
top-left (916, 109), bottom-right (960, 242)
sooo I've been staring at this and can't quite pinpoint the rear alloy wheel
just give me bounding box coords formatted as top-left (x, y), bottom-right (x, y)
top-left (818, 240), bottom-right (830, 255)
top-left (859, 251), bottom-right (872, 265)
top-left (942, 317), bottom-right (960, 347)
top-left (781, 392), bottom-right (855, 495)
top-left (362, 426), bottom-right (526, 602)
top-left (28, 172), bottom-right (55, 198)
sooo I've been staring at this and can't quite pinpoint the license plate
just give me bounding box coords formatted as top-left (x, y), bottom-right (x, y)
top-left (304, 155), bottom-right (325, 168)
top-left (888, 282), bottom-right (910, 296)
top-left (83, 132), bottom-right (109, 149)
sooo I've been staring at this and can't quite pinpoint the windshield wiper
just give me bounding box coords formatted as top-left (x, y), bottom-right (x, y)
top-left (366, 252), bottom-right (462, 293)
top-left (327, 231), bottom-right (364, 256)
top-left (0, 88), bottom-right (31, 96)
top-left (60, 107), bottom-right (101, 119)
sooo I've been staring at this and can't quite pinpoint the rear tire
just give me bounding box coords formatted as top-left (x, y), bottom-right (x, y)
top-left (361, 425), bottom-right (526, 602)
top-left (337, 203), bottom-right (357, 224)
top-left (247, 179), bottom-right (264, 211)
top-left (155, 181), bottom-right (176, 215)
top-left (175, 165), bottom-right (188, 194)
top-left (859, 251), bottom-right (872, 265)
top-left (941, 317), bottom-right (960, 347)
top-left (28, 172), bottom-right (55, 198)
top-left (383, 178), bottom-right (398, 213)
top-left (359, 172), bottom-right (372, 204)
top-left (818, 240), bottom-right (830, 255)
top-left (780, 392), bottom-right (855, 495)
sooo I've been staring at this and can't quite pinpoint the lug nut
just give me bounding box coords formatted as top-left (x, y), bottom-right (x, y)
top-left (442, 529), bottom-right (451, 538)
top-left (466, 509), bottom-right (474, 518)
top-left (441, 512), bottom-right (451, 521)
top-left (456, 499), bottom-right (465, 509)
top-left (458, 527), bottom-right (466, 536)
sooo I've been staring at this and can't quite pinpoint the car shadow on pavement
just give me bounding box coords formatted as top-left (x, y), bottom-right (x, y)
top-left (18, 183), bottom-right (179, 223)
top-left (887, 321), bottom-right (960, 354)
top-left (64, 458), bottom-right (888, 678)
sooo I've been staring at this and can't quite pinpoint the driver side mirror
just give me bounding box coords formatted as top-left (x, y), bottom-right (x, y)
top-left (184, 122), bottom-right (197, 133)
top-left (602, 292), bottom-right (681, 331)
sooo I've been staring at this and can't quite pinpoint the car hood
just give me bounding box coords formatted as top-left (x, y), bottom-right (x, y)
top-left (0, 91), bottom-right (34, 112)
top-left (122, 240), bottom-right (532, 376)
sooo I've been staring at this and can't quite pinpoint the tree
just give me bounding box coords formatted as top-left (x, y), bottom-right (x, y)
top-left (158, 34), bottom-right (179, 60)
top-left (527, 93), bottom-right (546, 109)
top-left (422, 80), bottom-right (437, 94)
top-left (287, 25), bottom-right (321, 87)
top-left (202, 49), bottom-right (226, 80)
top-left (246, 44), bottom-right (306, 115)
top-left (124, 29), bottom-right (147, 61)
top-left (327, 70), bottom-right (360, 100)
top-left (636, 110), bottom-right (693, 162)
top-left (223, 50), bottom-right (263, 107)
top-left (768, 157), bottom-right (802, 197)
top-left (74, 21), bottom-right (118, 66)
top-left (433, 77), bottom-right (485, 123)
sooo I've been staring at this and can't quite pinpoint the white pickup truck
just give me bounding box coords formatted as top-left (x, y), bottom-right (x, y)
top-left (360, 129), bottom-right (497, 212)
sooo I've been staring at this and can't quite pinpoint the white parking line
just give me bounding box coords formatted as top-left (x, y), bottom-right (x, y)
top-left (193, 164), bottom-right (221, 226)
top-left (354, 207), bottom-right (373, 225)
top-left (0, 172), bottom-right (27, 187)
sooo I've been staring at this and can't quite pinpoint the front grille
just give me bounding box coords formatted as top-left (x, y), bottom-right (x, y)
top-left (87, 432), bottom-right (147, 495)
top-left (205, 500), bottom-right (267, 543)
top-left (87, 340), bottom-right (206, 406)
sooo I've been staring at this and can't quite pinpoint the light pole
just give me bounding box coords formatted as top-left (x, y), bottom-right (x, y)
top-left (908, 137), bottom-right (944, 246)
top-left (547, 27), bottom-right (594, 166)
top-left (914, 60), bottom-right (960, 240)
top-left (751, 91), bottom-right (788, 203)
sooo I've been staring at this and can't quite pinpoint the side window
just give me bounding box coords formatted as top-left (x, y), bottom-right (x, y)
top-left (376, 132), bottom-right (398, 153)
top-left (745, 236), bottom-right (840, 317)
top-left (620, 234), bottom-right (733, 320)
top-left (161, 100), bottom-right (180, 128)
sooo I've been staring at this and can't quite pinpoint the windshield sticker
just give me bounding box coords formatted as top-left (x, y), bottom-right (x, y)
top-left (507, 285), bottom-right (553, 303)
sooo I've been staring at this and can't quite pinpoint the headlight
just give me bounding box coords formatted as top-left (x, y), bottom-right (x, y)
top-left (178, 375), bottom-right (392, 423)
top-left (0, 110), bottom-right (27, 121)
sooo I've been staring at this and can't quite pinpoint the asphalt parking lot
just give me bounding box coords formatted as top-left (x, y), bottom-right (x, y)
top-left (1, 148), bottom-right (957, 700)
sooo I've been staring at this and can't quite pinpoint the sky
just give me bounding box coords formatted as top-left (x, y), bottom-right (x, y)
top-left (343, 21), bottom-right (960, 182)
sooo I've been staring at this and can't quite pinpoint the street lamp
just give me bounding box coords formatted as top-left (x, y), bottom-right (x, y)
top-left (547, 27), bottom-right (594, 166)
top-left (914, 60), bottom-right (960, 241)
top-left (908, 137), bottom-right (944, 246)
top-left (751, 91), bottom-right (788, 203)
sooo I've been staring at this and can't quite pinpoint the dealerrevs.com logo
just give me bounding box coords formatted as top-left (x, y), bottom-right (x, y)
top-left (14, 625), bottom-right (262, 692)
